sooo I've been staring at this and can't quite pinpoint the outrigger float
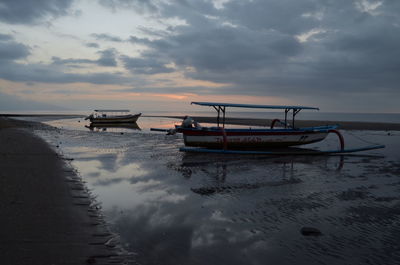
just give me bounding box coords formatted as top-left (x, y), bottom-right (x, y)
top-left (153, 102), bottom-right (385, 155)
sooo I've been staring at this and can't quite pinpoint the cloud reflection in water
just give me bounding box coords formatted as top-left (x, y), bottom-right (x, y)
top-left (35, 119), bottom-right (400, 265)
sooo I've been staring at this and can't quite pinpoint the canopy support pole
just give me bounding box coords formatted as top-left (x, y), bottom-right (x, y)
top-left (292, 109), bottom-right (301, 129)
top-left (222, 106), bottom-right (226, 128)
top-left (284, 109), bottom-right (289, 128)
top-left (213, 106), bottom-right (220, 127)
top-left (213, 106), bottom-right (226, 128)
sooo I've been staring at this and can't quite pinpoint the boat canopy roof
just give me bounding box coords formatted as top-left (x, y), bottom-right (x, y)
top-left (94, 109), bottom-right (130, 112)
top-left (191, 102), bottom-right (319, 111)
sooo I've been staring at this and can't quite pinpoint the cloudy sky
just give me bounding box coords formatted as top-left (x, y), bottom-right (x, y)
top-left (0, 0), bottom-right (399, 112)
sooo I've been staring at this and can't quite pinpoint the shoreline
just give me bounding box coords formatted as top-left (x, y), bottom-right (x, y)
top-left (2, 113), bottom-right (400, 131)
top-left (144, 115), bottom-right (400, 131)
top-left (0, 114), bottom-right (86, 118)
top-left (0, 117), bottom-right (128, 264)
top-left (4, 116), bottom-right (398, 264)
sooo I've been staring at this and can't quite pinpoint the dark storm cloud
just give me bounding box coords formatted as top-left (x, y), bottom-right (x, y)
top-left (0, 44), bottom-right (126, 84)
top-left (118, 85), bottom-right (215, 95)
top-left (91, 33), bottom-right (124, 42)
top-left (117, 0), bottom-right (309, 77)
top-left (97, 48), bottom-right (118, 66)
top-left (160, 27), bottom-right (302, 72)
top-left (121, 54), bottom-right (174, 74)
top-left (0, 34), bottom-right (30, 61)
top-left (52, 57), bottom-right (94, 65)
top-left (0, 60), bottom-right (128, 84)
top-left (0, 0), bottom-right (74, 24)
top-left (219, 0), bottom-right (318, 35)
top-left (117, 0), bottom-right (400, 99)
top-left (98, 0), bottom-right (158, 14)
top-left (2, 0), bottom-right (399, 109)
top-left (86, 42), bottom-right (100, 48)
top-left (51, 48), bottom-right (118, 67)
top-left (0, 33), bottom-right (13, 41)
top-left (0, 36), bottom-right (126, 85)
top-left (128, 35), bottom-right (153, 46)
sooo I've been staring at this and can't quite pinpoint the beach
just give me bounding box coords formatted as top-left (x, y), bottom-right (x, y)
top-left (0, 117), bottom-right (129, 264)
top-left (1, 115), bottom-right (400, 265)
top-left (3, 0), bottom-right (400, 264)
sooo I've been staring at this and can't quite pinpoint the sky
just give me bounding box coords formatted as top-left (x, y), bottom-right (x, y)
top-left (0, 0), bottom-right (399, 113)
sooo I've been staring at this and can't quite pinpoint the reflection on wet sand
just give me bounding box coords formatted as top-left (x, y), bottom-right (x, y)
top-left (179, 154), bottom-right (346, 195)
top-left (34, 119), bottom-right (400, 265)
top-left (178, 152), bottom-right (346, 178)
top-left (191, 177), bottom-right (303, 195)
top-left (179, 155), bottom-right (325, 195)
top-left (85, 122), bottom-right (141, 132)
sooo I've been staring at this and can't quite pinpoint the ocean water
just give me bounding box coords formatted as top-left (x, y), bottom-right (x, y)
top-left (147, 111), bottom-right (400, 124)
top-left (29, 116), bottom-right (400, 265)
top-left (3, 110), bottom-right (400, 123)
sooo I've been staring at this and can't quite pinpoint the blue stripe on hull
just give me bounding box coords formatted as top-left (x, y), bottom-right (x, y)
top-left (179, 145), bottom-right (385, 155)
top-left (177, 125), bottom-right (338, 133)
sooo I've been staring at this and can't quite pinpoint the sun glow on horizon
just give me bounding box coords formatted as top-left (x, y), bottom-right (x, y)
top-left (0, 78), bottom-right (291, 111)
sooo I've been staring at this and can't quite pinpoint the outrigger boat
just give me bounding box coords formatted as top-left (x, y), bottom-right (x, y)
top-left (163, 102), bottom-right (384, 155)
top-left (85, 109), bottom-right (141, 124)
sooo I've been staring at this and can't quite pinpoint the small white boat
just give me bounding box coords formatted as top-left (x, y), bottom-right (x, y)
top-left (85, 109), bottom-right (141, 124)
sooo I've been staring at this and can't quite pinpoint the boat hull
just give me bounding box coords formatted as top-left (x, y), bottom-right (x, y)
top-left (88, 113), bottom-right (141, 124)
top-left (178, 126), bottom-right (334, 149)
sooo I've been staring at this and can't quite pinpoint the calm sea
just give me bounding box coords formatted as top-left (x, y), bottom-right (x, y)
top-left (2, 110), bottom-right (400, 123)
top-left (149, 111), bottom-right (400, 124)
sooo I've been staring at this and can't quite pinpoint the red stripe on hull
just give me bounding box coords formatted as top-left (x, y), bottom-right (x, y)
top-left (182, 130), bottom-right (329, 149)
top-left (184, 139), bottom-right (325, 149)
top-left (181, 130), bottom-right (322, 136)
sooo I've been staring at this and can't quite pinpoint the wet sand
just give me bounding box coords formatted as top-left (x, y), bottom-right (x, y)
top-left (1, 115), bottom-right (399, 265)
top-left (39, 116), bottom-right (398, 265)
top-left (0, 118), bottom-right (128, 264)
top-left (145, 115), bottom-right (400, 131)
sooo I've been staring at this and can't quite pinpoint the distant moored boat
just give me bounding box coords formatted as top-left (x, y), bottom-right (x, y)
top-left (85, 109), bottom-right (141, 124)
